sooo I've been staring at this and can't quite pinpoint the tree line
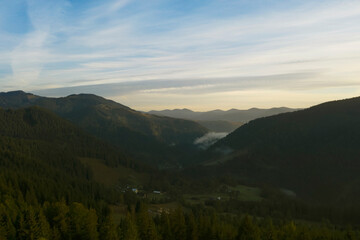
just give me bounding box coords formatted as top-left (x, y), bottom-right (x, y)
top-left (2, 199), bottom-right (359, 240)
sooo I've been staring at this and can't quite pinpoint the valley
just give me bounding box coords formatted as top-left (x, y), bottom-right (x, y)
top-left (2, 1), bottom-right (359, 238)
top-left (1, 91), bottom-right (360, 239)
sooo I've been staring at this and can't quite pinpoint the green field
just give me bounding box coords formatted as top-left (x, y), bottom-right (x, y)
top-left (183, 184), bottom-right (262, 204)
top-left (80, 157), bottom-right (145, 187)
top-left (226, 185), bottom-right (263, 201)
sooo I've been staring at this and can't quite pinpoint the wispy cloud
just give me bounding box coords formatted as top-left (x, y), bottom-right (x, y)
top-left (33, 72), bottom-right (321, 96)
top-left (1, 0), bottom-right (360, 110)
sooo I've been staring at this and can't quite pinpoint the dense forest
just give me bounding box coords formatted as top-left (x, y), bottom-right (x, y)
top-left (0, 107), bottom-right (128, 239)
top-left (1, 93), bottom-right (360, 239)
top-left (2, 201), bottom-right (360, 240)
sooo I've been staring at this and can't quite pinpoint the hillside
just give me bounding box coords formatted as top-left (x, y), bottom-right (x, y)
top-left (0, 107), bottom-right (140, 198)
top-left (1, 101), bottom-right (360, 238)
top-left (203, 97), bottom-right (360, 205)
top-left (0, 91), bottom-right (208, 167)
top-left (0, 106), bottom-right (179, 239)
top-left (0, 107), bottom-right (124, 207)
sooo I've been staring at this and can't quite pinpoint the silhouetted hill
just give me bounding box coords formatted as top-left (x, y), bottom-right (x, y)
top-left (0, 91), bottom-right (208, 167)
top-left (204, 96), bottom-right (360, 205)
top-left (149, 107), bottom-right (298, 122)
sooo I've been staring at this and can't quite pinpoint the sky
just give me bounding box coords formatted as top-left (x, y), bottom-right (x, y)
top-left (1, 0), bottom-right (360, 111)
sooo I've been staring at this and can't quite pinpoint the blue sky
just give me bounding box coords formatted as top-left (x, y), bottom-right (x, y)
top-left (1, 0), bottom-right (360, 110)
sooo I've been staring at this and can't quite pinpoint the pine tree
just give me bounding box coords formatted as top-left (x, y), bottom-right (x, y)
top-left (236, 215), bottom-right (260, 240)
top-left (281, 221), bottom-right (297, 240)
top-left (186, 211), bottom-right (198, 240)
top-left (135, 202), bottom-right (158, 240)
top-left (51, 227), bottom-right (62, 240)
top-left (158, 212), bottom-right (172, 240)
top-left (86, 208), bottom-right (99, 240)
top-left (0, 204), bottom-right (16, 240)
top-left (69, 202), bottom-right (91, 239)
top-left (99, 213), bottom-right (118, 240)
top-left (345, 225), bottom-right (357, 240)
top-left (36, 209), bottom-right (51, 240)
top-left (46, 201), bottom-right (69, 239)
top-left (122, 212), bottom-right (139, 240)
top-left (24, 206), bottom-right (38, 240)
top-left (261, 218), bottom-right (278, 240)
top-left (170, 208), bottom-right (187, 240)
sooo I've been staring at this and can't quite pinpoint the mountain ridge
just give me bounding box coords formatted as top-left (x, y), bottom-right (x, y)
top-left (202, 96), bottom-right (360, 205)
top-left (149, 106), bottom-right (299, 122)
top-left (0, 91), bottom-right (208, 167)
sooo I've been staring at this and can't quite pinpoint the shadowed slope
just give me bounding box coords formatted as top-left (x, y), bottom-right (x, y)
top-left (0, 106), bottom-right (140, 205)
top-left (204, 97), bottom-right (360, 205)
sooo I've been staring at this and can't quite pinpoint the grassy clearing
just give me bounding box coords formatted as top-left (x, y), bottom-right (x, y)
top-left (80, 157), bottom-right (145, 187)
top-left (146, 192), bottom-right (168, 201)
top-left (110, 202), bottom-right (180, 222)
top-left (149, 202), bottom-right (181, 214)
top-left (227, 185), bottom-right (262, 201)
top-left (183, 194), bottom-right (229, 204)
top-left (183, 184), bottom-right (262, 204)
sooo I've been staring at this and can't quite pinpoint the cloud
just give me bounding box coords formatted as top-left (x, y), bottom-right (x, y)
top-left (194, 132), bottom-right (229, 149)
top-left (32, 72), bottom-right (321, 96)
top-left (1, 0), bottom-right (360, 108)
top-left (11, 31), bottom-right (48, 86)
top-left (9, 0), bottom-right (70, 87)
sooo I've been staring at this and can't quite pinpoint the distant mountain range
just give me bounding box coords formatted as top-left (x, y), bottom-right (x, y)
top-left (149, 107), bottom-right (298, 132)
top-left (149, 107), bottom-right (299, 122)
top-left (200, 96), bottom-right (360, 205)
top-left (0, 91), bottom-right (208, 168)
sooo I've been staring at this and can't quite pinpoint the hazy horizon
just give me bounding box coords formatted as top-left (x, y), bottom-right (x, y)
top-left (0, 88), bottom-right (334, 112)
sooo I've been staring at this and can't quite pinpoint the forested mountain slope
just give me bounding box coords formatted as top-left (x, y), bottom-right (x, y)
top-left (0, 107), bottom-right (143, 239)
top-left (0, 107), bottom-right (136, 202)
top-left (0, 91), bottom-right (208, 167)
top-left (204, 96), bottom-right (360, 205)
top-left (1, 100), bottom-right (360, 238)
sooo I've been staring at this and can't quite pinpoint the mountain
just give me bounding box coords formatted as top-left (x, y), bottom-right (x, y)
top-left (0, 91), bottom-right (208, 167)
top-left (149, 107), bottom-right (298, 122)
top-left (201, 97), bottom-right (360, 205)
top-left (0, 104), bottom-right (356, 240)
top-left (0, 106), bottom-right (138, 205)
top-left (0, 106), bottom-right (178, 239)
top-left (149, 107), bottom-right (298, 132)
